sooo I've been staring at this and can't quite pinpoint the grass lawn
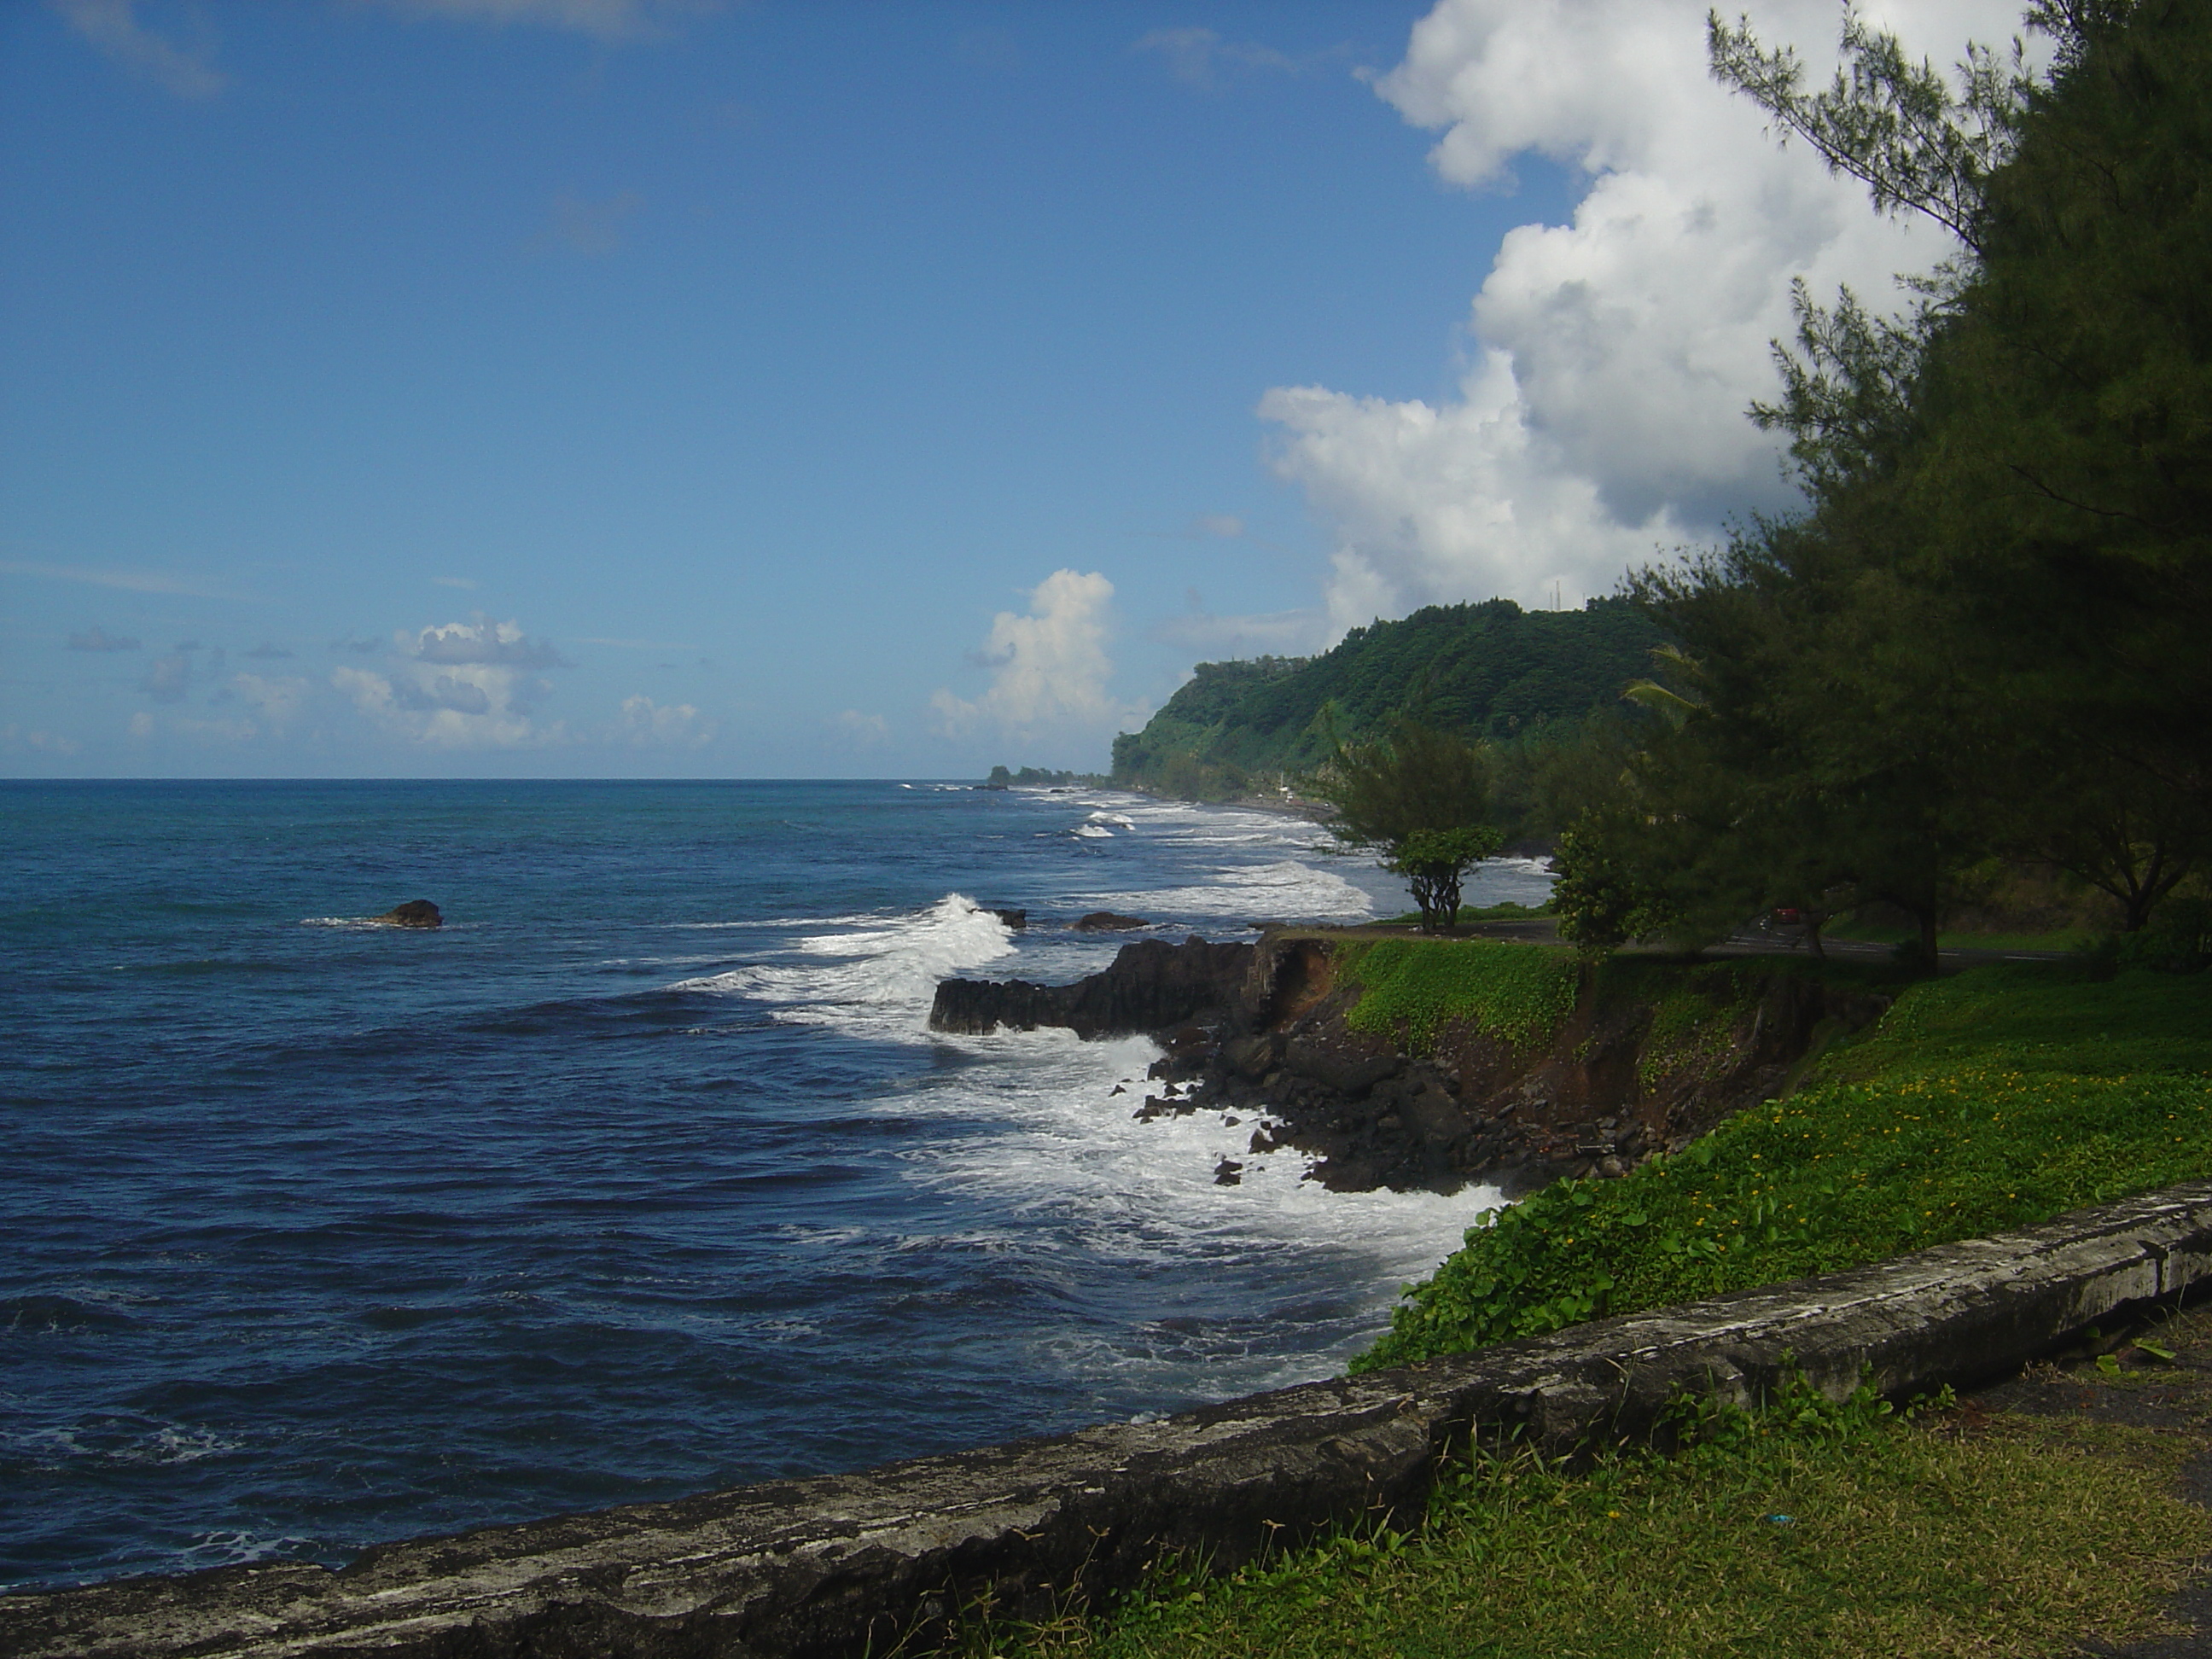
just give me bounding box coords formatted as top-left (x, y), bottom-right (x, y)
top-left (961, 1371), bottom-right (2210, 1658)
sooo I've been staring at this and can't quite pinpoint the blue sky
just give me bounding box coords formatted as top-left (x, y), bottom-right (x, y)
top-left (1, 0), bottom-right (2014, 777)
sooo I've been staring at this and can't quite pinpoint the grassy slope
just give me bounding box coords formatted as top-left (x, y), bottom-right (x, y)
top-left (1359, 957), bottom-right (2212, 1368)
top-left (1338, 936), bottom-right (1584, 1050)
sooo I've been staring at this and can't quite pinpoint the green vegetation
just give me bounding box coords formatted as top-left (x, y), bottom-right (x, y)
top-left (963, 1376), bottom-right (2209, 1658)
top-left (1341, 938), bottom-right (1580, 1051)
top-left (1338, 937), bottom-right (1862, 1067)
top-left (1549, 1), bottom-right (2212, 962)
top-left (1634, 970), bottom-right (1763, 1091)
top-left (1357, 961), bottom-right (2212, 1370)
top-left (1458, 899), bottom-right (1551, 922)
top-left (1819, 918), bottom-right (2102, 954)
top-left (1109, 600), bottom-right (1662, 801)
top-left (1312, 718), bottom-right (1503, 932)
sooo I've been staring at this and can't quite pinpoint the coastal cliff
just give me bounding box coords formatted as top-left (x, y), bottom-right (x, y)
top-left (928, 937), bottom-right (1251, 1039)
top-left (930, 933), bottom-right (1889, 1197)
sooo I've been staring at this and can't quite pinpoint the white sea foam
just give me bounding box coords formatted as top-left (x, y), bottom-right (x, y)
top-left (674, 800), bottom-right (1497, 1396)
top-left (1072, 824), bottom-right (1113, 839)
top-left (1078, 859), bottom-right (1375, 926)
top-left (1464, 855), bottom-right (1557, 908)
top-left (896, 1023), bottom-right (1501, 1394)
top-left (668, 893), bottom-right (1016, 1039)
top-left (172, 1530), bottom-right (318, 1573)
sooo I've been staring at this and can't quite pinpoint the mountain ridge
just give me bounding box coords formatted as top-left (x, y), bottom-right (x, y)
top-left (1112, 597), bottom-right (1664, 799)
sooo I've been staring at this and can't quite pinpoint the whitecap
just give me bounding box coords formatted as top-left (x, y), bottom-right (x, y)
top-left (668, 894), bottom-right (1016, 1041)
top-left (1078, 859), bottom-right (1375, 926)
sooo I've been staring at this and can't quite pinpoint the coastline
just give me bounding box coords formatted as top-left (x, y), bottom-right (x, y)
top-left (1, 780), bottom-right (1484, 1597)
top-left (927, 923), bottom-right (1884, 1199)
top-left (1103, 783), bottom-right (1333, 823)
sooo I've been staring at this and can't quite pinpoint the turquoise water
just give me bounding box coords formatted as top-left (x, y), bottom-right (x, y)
top-left (0, 780), bottom-right (1541, 1591)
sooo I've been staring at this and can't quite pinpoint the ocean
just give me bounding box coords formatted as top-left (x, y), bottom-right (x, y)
top-left (0, 779), bottom-right (1551, 1593)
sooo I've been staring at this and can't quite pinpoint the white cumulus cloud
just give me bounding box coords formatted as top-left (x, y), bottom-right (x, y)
top-left (617, 694), bottom-right (714, 747)
top-left (138, 649), bottom-right (193, 703)
top-left (931, 569), bottom-right (1138, 742)
top-left (1265, 0), bottom-right (2026, 634)
top-left (332, 616), bottom-right (567, 748)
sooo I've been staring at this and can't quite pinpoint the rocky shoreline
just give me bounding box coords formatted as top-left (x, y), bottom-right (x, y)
top-left (930, 931), bottom-right (1889, 1198)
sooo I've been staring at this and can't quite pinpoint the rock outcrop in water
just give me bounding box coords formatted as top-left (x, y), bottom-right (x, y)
top-left (929, 936), bottom-right (1249, 1040)
top-left (373, 900), bottom-right (442, 928)
top-left (931, 933), bottom-right (1889, 1197)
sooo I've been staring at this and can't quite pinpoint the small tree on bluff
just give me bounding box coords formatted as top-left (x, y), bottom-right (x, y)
top-left (1313, 716), bottom-right (1502, 932)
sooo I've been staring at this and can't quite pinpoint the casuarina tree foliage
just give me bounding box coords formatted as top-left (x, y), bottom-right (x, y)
top-left (1548, 0), bottom-right (2209, 969)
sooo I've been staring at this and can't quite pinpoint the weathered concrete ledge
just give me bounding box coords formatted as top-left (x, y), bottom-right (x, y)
top-left (13, 1179), bottom-right (2212, 1659)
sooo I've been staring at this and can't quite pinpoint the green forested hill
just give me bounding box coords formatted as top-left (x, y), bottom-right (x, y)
top-left (1112, 597), bottom-right (1663, 798)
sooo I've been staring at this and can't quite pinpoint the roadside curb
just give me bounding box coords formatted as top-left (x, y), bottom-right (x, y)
top-left (12, 1180), bottom-right (2212, 1658)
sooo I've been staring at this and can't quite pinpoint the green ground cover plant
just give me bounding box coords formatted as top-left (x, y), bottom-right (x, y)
top-left (1359, 962), bottom-right (2212, 1369)
top-left (963, 1377), bottom-right (2209, 1658)
top-left (1627, 964), bottom-right (1763, 1090)
top-left (1338, 938), bottom-right (1580, 1051)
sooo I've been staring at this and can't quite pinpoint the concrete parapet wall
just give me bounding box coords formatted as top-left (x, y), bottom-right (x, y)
top-left (12, 1179), bottom-right (2212, 1659)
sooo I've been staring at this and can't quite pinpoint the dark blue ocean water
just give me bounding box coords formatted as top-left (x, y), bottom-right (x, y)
top-left (0, 780), bottom-right (1546, 1592)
